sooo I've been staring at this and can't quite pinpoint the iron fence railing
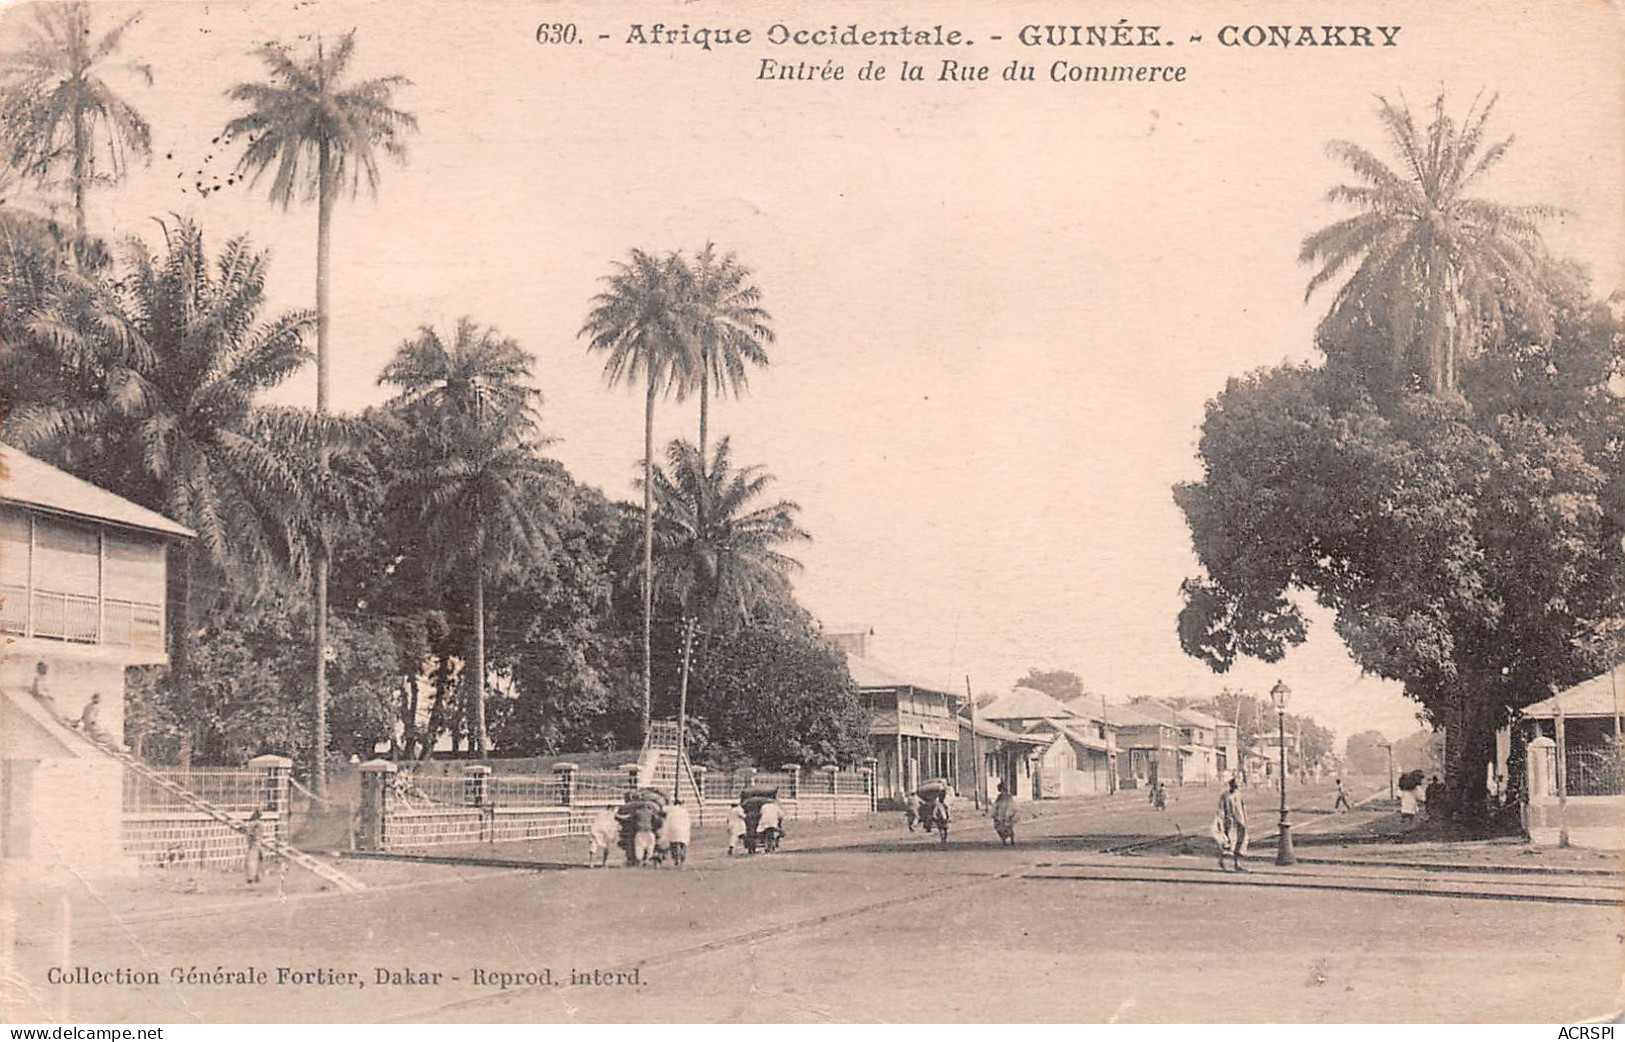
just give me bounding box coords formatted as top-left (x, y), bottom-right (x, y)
top-left (124, 768), bottom-right (267, 814)
top-left (1566, 745), bottom-right (1623, 797)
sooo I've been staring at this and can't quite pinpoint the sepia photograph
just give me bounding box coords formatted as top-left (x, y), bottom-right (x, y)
top-left (0, 0), bottom-right (1621, 1027)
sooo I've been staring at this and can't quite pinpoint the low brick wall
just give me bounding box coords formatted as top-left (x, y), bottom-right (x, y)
top-left (122, 811), bottom-right (283, 869)
top-left (120, 756), bottom-right (293, 871)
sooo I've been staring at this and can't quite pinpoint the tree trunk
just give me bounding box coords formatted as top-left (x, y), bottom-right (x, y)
top-left (674, 615), bottom-right (696, 801)
top-left (421, 656), bottom-right (450, 761)
top-left (402, 674), bottom-right (419, 761)
top-left (311, 139), bottom-right (334, 796)
top-left (1444, 694), bottom-right (1497, 823)
top-left (698, 359), bottom-right (710, 464)
top-left (472, 565), bottom-right (488, 756)
top-left (71, 97), bottom-right (87, 248)
top-left (641, 371), bottom-right (656, 745)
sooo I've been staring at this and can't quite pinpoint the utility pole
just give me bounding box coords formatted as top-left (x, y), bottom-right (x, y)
top-left (966, 676), bottom-right (983, 811)
top-left (1103, 689), bottom-right (1115, 793)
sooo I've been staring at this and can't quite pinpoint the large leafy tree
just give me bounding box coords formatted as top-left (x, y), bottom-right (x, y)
top-left (0, 2), bottom-right (152, 241)
top-left (580, 248), bottom-right (697, 743)
top-left (1300, 92), bottom-right (1560, 399)
top-left (381, 319), bottom-right (555, 756)
top-left (1176, 301), bottom-right (1625, 816)
top-left (225, 29), bottom-right (417, 792)
top-left (650, 436), bottom-right (809, 788)
top-left (691, 626), bottom-right (869, 769)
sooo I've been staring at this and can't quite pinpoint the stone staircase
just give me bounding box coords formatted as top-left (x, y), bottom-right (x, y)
top-left (49, 706), bottom-right (364, 892)
top-left (639, 720), bottom-right (703, 804)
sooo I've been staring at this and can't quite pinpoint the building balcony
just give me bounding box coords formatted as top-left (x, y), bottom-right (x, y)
top-left (0, 582), bottom-right (165, 653)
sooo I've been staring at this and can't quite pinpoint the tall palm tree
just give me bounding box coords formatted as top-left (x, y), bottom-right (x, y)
top-left (650, 437), bottom-right (809, 786)
top-left (681, 244), bottom-right (774, 462)
top-left (381, 319), bottom-right (549, 756)
top-left (0, 2), bottom-right (152, 242)
top-left (1300, 92), bottom-right (1560, 397)
top-left (225, 30), bottom-right (416, 793)
top-left (580, 249), bottom-right (697, 743)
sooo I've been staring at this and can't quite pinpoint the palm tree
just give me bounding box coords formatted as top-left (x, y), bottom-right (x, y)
top-left (681, 244), bottom-right (774, 462)
top-left (381, 319), bottom-right (550, 756)
top-left (650, 437), bottom-right (809, 787)
top-left (1300, 92), bottom-right (1560, 397)
top-left (225, 30), bottom-right (416, 793)
top-left (4, 219), bottom-right (339, 758)
top-left (0, 2), bottom-right (152, 242)
top-left (580, 249), bottom-right (697, 743)
top-left (380, 316), bottom-right (540, 429)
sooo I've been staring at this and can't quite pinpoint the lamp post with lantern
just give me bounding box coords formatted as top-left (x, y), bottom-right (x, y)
top-left (1271, 679), bottom-right (1296, 866)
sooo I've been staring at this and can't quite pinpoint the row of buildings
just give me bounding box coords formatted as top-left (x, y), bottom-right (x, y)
top-left (831, 627), bottom-right (1310, 803)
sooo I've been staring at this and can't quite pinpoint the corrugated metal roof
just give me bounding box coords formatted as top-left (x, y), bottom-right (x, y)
top-left (1, 447), bottom-right (194, 538)
top-left (846, 653), bottom-right (953, 696)
top-left (1522, 670), bottom-right (1624, 720)
top-left (1107, 704), bottom-right (1171, 728)
top-left (981, 686), bottom-right (1083, 723)
top-left (959, 713), bottom-right (1047, 745)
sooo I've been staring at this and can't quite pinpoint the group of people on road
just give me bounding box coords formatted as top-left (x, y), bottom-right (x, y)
top-left (590, 792), bottom-right (803, 867)
top-left (587, 795), bottom-right (693, 868)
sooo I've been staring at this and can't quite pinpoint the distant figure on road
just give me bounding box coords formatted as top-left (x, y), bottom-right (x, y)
top-left (244, 809), bottom-right (265, 884)
top-left (1424, 775), bottom-right (1446, 822)
top-left (992, 783), bottom-right (1017, 845)
top-left (1153, 782), bottom-right (1168, 812)
top-left (1333, 778), bottom-right (1351, 813)
top-left (661, 800), bottom-right (692, 868)
top-left (726, 802), bottom-right (747, 856)
top-left (903, 791), bottom-right (921, 832)
top-left (756, 798), bottom-right (784, 851)
top-left (1217, 777), bottom-right (1248, 872)
top-left (1399, 783), bottom-right (1418, 823)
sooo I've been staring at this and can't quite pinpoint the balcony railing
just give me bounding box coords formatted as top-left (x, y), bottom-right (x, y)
top-left (32, 589), bottom-right (99, 643)
top-left (0, 585), bottom-right (164, 650)
top-left (0, 583), bottom-right (25, 633)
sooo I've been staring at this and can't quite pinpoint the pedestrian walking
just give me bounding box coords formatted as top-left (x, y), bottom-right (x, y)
top-left (726, 801), bottom-right (747, 856)
top-left (1399, 783), bottom-right (1418, 823)
top-left (991, 783), bottom-right (1017, 845)
top-left (587, 808), bottom-right (618, 867)
top-left (1333, 777), bottom-right (1351, 813)
top-left (244, 810), bottom-right (265, 885)
top-left (1216, 777), bottom-right (1248, 872)
top-left (757, 798), bottom-right (783, 851)
top-left (661, 800), bottom-right (692, 868)
top-left (631, 799), bottom-right (661, 865)
top-left (1424, 775), bottom-right (1446, 821)
top-left (1153, 782), bottom-right (1168, 811)
top-left (903, 791), bottom-right (920, 832)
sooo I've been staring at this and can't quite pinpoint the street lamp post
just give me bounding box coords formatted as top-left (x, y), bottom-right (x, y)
top-left (1383, 742), bottom-right (1395, 801)
top-left (1271, 680), bottom-right (1296, 866)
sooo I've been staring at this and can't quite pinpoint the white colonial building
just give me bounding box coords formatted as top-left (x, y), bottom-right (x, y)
top-left (1, 447), bottom-right (192, 879)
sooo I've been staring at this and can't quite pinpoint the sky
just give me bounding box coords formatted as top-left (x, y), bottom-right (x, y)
top-left (6, 0), bottom-right (1622, 747)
